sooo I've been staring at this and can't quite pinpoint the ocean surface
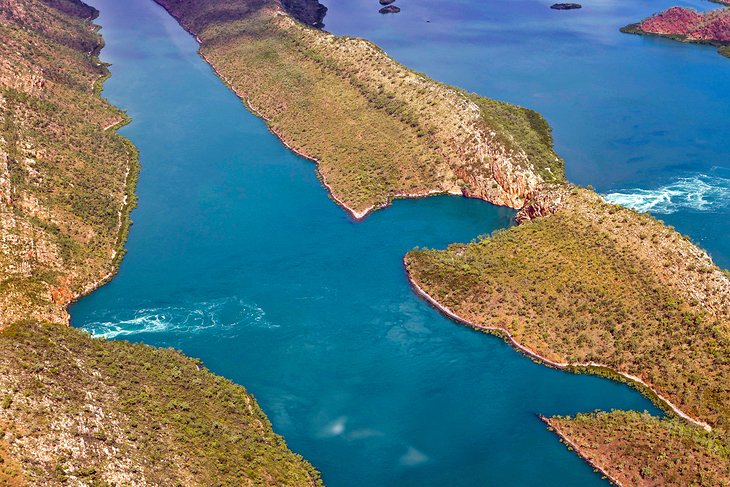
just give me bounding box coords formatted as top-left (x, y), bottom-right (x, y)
top-left (71, 0), bottom-right (728, 484)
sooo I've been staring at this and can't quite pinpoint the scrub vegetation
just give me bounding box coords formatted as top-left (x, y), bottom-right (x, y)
top-left (0, 0), bottom-right (320, 483)
top-left (154, 0), bottom-right (563, 216)
top-left (406, 188), bottom-right (730, 431)
top-left (0, 0), bottom-right (137, 325)
top-left (0, 322), bottom-right (321, 486)
top-left (546, 411), bottom-right (730, 486)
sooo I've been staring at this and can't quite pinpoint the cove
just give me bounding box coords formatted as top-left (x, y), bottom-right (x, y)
top-left (324, 0), bottom-right (730, 269)
top-left (72, 0), bottom-right (661, 485)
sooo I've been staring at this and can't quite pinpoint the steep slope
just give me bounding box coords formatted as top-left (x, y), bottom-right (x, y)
top-left (0, 0), bottom-right (136, 325)
top-left (0, 0), bottom-right (321, 484)
top-left (153, 0), bottom-right (563, 218)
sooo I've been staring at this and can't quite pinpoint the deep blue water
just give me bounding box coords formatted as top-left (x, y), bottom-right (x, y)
top-left (69, 0), bottom-right (729, 484)
top-left (325, 0), bottom-right (730, 268)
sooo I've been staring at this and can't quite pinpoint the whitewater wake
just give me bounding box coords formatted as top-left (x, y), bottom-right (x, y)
top-left (604, 174), bottom-right (730, 214)
top-left (82, 296), bottom-right (273, 339)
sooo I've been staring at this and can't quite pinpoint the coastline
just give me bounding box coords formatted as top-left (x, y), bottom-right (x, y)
top-left (404, 263), bottom-right (713, 432)
top-left (196, 36), bottom-right (466, 221)
top-left (68, 61), bottom-right (141, 314)
top-left (540, 416), bottom-right (622, 487)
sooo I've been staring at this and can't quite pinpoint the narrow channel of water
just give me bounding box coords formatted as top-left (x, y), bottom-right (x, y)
top-left (73, 0), bottom-right (663, 485)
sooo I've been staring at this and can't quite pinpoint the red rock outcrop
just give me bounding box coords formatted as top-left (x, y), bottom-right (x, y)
top-left (639, 6), bottom-right (730, 43)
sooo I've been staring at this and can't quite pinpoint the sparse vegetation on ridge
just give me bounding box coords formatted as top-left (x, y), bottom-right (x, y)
top-left (154, 0), bottom-right (563, 217)
top-left (0, 0), bottom-right (138, 325)
top-left (0, 323), bottom-right (322, 486)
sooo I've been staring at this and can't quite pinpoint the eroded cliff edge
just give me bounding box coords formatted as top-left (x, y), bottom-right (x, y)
top-left (0, 0), bottom-right (321, 484)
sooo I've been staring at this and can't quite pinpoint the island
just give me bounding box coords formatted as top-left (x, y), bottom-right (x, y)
top-left (379, 5), bottom-right (400, 13)
top-left (0, 0), bottom-right (320, 484)
top-left (623, 5), bottom-right (730, 58)
top-left (550, 3), bottom-right (582, 10)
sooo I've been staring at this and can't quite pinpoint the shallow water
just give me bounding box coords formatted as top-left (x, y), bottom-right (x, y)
top-left (325, 0), bottom-right (730, 268)
top-left (70, 0), bottom-right (667, 485)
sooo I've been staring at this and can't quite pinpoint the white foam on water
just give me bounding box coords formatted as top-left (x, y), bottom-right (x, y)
top-left (399, 446), bottom-right (429, 467)
top-left (320, 416), bottom-right (348, 438)
top-left (83, 296), bottom-right (273, 339)
top-left (604, 174), bottom-right (730, 214)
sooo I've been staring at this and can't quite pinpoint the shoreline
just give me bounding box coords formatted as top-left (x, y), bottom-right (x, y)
top-left (60, 31), bottom-right (141, 321)
top-left (540, 416), bottom-right (623, 487)
top-left (196, 38), bottom-right (468, 221)
top-left (404, 263), bottom-right (713, 432)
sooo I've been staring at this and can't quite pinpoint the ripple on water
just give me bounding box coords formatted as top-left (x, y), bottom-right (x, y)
top-left (82, 297), bottom-right (274, 339)
top-left (604, 173), bottom-right (730, 214)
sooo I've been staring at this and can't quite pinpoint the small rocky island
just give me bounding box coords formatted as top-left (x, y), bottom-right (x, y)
top-left (379, 4), bottom-right (400, 13)
top-left (551, 3), bottom-right (582, 9)
top-left (379, 0), bottom-right (395, 4)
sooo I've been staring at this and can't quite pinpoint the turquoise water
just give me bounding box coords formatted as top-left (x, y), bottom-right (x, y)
top-left (69, 0), bottom-right (729, 484)
top-left (325, 0), bottom-right (730, 268)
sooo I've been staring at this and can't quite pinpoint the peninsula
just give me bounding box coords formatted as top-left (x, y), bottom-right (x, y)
top-left (623, 5), bottom-right (730, 58)
top-left (0, 0), bottom-right (320, 484)
top-left (405, 188), bottom-right (730, 482)
top-left (152, 0), bottom-right (564, 219)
